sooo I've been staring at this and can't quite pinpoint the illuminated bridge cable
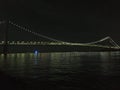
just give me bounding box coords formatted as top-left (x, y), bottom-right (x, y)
top-left (8, 21), bottom-right (105, 45)
top-left (84, 36), bottom-right (120, 49)
top-left (108, 37), bottom-right (120, 48)
top-left (8, 21), bottom-right (120, 49)
top-left (9, 21), bottom-right (65, 43)
top-left (84, 36), bottom-right (110, 45)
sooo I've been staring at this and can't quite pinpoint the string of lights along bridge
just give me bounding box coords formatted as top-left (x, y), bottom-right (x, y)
top-left (0, 20), bottom-right (120, 50)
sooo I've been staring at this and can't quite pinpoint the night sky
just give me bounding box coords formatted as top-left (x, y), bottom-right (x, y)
top-left (0, 0), bottom-right (120, 44)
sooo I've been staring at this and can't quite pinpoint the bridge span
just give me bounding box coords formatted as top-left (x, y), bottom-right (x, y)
top-left (0, 20), bottom-right (120, 53)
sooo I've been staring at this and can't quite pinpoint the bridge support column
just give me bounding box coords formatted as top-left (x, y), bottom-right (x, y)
top-left (3, 20), bottom-right (8, 54)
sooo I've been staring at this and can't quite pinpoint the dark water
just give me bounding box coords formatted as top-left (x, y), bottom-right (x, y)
top-left (0, 52), bottom-right (120, 90)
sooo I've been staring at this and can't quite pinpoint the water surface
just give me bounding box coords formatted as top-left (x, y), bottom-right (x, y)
top-left (0, 52), bottom-right (120, 89)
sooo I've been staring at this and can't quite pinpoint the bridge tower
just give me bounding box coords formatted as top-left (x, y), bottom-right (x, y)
top-left (3, 19), bottom-right (8, 54)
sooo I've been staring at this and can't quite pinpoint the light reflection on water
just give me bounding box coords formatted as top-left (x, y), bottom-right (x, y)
top-left (0, 52), bottom-right (120, 80)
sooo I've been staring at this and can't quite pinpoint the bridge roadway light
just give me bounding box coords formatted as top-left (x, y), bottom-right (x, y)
top-left (26, 41), bottom-right (28, 45)
top-left (34, 41), bottom-right (37, 45)
top-left (2, 41), bottom-right (4, 44)
top-left (11, 41), bottom-right (15, 45)
top-left (37, 42), bottom-right (40, 45)
top-left (26, 41), bottom-right (29, 45)
top-left (25, 41), bottom-right (28, 45)
top-left (17, 41), bottom-right (20, 45)
top-left (31, 41), bottom-right (34, 45)
top-left (21, 41), bottom-right (25, 45)
top-left (41, 42), bottom-right (43, 45)
top-left (50, 42), bottom-right (55, 45)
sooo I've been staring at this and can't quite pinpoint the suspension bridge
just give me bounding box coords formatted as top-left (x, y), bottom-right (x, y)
top-left (0, 20), bottom-right (120, 53)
